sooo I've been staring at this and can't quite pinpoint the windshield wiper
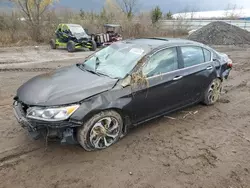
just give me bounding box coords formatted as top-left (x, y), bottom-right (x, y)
top-left (76, 63), bottom-right (85, 70)
top-left (77, 60), bottom-right (111, 78)
top-left (95, 71), bottom-right (112, 78)
top-left (86, 69), bottom-right (100, 75)
top-left (76, 63), bottom-right (101, 76)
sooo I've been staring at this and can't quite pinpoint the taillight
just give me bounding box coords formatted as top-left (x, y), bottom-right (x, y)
top-left (227, 59), bottom-right (233, 68)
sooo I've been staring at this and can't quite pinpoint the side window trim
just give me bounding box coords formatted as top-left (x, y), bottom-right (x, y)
top-left (142, 47), bottom-right (180, 78)
top-left (202, 47), bottom-right (212, 62)
top-left (177, 46), bottom-right (184, 69)
top-left (180, 45), bottom-right (206, 68)
top-left (136, 45), bottom-right (213, 79)
top-left (202, 48), bottom-right (206, 62)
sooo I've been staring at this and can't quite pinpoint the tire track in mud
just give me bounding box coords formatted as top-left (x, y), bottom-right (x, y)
top-left (0, 61), bottom-right (31, 65)
top-left (0, 144), bottom-right (43, 168)
top-left (0, 68), bottom-right (54, 72)
top-left (0, 104), bottom-right (10, 107)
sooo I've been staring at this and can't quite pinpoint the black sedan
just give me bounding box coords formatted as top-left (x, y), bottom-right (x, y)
top-left (13, 38), bottom-right (232, 151)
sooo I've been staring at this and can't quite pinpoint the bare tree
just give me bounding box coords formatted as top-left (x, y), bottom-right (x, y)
top-left (9, 0), bottom-right (58, 41)
top-left (224, 4), bottom-right (242, 20)
top-left (116, 0), bottom-right (138, 19)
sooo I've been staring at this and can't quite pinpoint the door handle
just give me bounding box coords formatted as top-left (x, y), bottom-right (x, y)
top-left (206, 66), bottom-right (213, 70)
top-left (173, 76), bottom-right (183, 80)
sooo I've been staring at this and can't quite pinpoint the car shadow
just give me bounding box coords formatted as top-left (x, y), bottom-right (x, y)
top-left (22, 104), bottom-right (214, 173)
top-left (126, 103), bottom-right (205, 136)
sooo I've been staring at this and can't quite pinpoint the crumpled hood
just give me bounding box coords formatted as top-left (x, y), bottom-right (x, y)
top-left (17, 65), bottom-right (118, 106)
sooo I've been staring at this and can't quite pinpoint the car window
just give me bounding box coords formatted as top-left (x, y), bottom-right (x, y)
top-left (203, 48), bottom-right (211, 62)
top-left (181, 46), bottom-right (205, 68)
top-left (142, 47), bottom-right (178, 77)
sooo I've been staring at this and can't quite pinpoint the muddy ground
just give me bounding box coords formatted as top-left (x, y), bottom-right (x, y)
top-left (0, 45), bottom-right (250, 188)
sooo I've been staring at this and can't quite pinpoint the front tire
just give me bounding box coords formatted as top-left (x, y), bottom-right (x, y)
top-left (77, 110), bottom-right (123, 151)
top-left (67, 40), bottom-right (75, 52)
top-left (203, 78), bottom-right (222, 105)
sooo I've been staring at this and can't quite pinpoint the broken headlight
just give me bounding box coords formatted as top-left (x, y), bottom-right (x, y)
top-left (26, 105), bottom-right (80, 121)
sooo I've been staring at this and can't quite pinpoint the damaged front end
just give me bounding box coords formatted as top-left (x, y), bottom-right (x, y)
top-left (12, 63), bottom-right (120, 145)
top-left (13, 100), bottom-right (80, 145)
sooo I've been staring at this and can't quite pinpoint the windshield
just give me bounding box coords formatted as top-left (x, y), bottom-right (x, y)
top-left (68, 25), bottom-right (87, 35)
top-left (82, 42), bottom-right (150, 79)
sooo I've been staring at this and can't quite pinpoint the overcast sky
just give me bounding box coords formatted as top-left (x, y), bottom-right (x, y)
top-left (58, 0), bottom-right (250, 12)
top-left (1, 0), bottom-right (250, 13)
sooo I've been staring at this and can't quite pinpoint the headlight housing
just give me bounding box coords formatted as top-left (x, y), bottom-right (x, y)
top-left (26, 104), bottom-right (80, 121)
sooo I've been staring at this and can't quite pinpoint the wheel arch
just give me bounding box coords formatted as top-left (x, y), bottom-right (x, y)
top-left (80, 107), bottom-right (132, 135)
top-left (214, 64), bottom-right (225, 82)
top-left (71, 98), bottom-right (132, 134)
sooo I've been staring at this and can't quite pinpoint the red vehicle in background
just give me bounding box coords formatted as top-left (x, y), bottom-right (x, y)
top-left (91, 24), bottom-right (123, 47)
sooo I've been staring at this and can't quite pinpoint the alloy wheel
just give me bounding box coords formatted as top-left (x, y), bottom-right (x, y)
top-left (207, 79), bottom-right (222, 104)
top-left (89, 117), bottom-right (120, 149)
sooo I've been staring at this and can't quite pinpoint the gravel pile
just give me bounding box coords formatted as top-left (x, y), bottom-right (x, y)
top-left (188, 21), bottom-right (250, 45)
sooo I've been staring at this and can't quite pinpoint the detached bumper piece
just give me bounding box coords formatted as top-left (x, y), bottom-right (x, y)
top-left (222, 68), bottom-right (231, 79)
top-left (13, 101), bottom-right (78, 145)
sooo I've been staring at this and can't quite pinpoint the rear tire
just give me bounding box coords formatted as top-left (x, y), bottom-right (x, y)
top-left (49, 39), bottom-right (56, 49)
top-left (77, 110), bottom-right (123, 151)
top-left (67, 40), bottom-right (75, 52)
top-left (203, 78), bottom-right (222, 105)
top-left (90, 40), bottom-right (97, 51)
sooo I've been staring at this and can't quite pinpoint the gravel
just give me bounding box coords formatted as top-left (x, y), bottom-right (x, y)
top-left (188, 21), bottom-right (250, 45)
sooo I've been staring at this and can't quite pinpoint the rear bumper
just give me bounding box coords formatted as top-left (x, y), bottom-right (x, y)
top-left (13, 101), bottom-right (78, 144)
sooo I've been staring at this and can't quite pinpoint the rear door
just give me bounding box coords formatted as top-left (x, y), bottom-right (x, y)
top-left (178, 45), bottom-right (217, 103)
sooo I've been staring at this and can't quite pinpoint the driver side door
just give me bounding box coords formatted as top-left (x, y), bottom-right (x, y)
top-left (131, 47), bottom-right (187, 123)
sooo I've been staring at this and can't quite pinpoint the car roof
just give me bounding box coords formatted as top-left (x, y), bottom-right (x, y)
top-left (104, 24), bottom-right (121, 27)
top-left (123, 38), bottom-right (205, 49)
top-left (65, 24), bottom-right (82, 27)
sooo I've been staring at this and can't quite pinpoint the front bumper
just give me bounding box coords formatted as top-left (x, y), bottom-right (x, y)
top-left (13, 101), bottom-right (34, 131)
top-left (13, 101), bottom-right (78, 144)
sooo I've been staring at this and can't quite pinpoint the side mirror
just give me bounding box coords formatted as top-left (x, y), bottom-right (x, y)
top-left (121, 75), bottom-right (131, 88)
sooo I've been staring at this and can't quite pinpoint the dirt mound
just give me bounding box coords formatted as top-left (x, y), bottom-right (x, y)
top-left (188, 21), bottom-right (250, 45)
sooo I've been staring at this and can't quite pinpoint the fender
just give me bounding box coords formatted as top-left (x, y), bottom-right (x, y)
top-left (70, 86), bottom-right (133, 125)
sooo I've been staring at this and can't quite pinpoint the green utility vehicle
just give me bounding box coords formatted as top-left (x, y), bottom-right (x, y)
top-left (50, 24), bottom-right (96, 52)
